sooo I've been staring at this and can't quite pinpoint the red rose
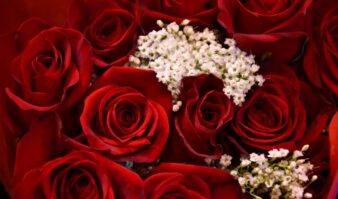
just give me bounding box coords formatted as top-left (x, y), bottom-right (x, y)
top-left (230, 64), bottom-right (332, 152)
top-left (218, 0), bottom-right (312, 63)
top-left (6, 114), bottom-right (142, 198)
top-left (163, 74), bottom-right (234, 163)
top-left (308, 111), bottom-right (338, 199)
top-left (139, 0), bottom-right (218, 31)
top-left (303, 0), bottom-right (338, 96)
top-left (5, 18), bottom-right (93, 112)
top-left (76, 67), bottom-right (172, 163)
top-left (67, 0), bottom-right (138, 68)
top-left (144, 163), bottom-right (243, 199)
top-left (328, 112), bottom-right (338, 199)
top-left (12, 151), bottom-right (143, 199)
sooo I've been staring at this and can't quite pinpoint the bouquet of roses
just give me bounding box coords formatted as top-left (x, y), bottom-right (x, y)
top-left (0, 0), bottom-right (337, 198)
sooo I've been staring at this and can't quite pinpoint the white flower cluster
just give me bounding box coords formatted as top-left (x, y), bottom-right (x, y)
top-left (129, 20), bottom-right (264, 111)
top-left (227, 145), bottom-right (316, 199)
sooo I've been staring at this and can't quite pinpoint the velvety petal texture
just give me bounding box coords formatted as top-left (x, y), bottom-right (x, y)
top-left (0, 1), bottom-right (337, 198)
top-left (13, 114), bottom-right (64, 179)
top-left (163, 74), bottom-right (234, 163)
top-left (5, 18), bottom-right (93, 112)
top-left (303, 0), bottom-right (338, 96)
top-left (78, 67), bottom-right (172, 163)
top-left (218, 0), bottom-right (312, 63)
top-left (12, 151), bottom-right (143, 199)
top-left (230, 64), bottom-right (332, 152)
top-left (139, 0), bottom-right (218, 31)
top-left (144, 163), bottom-right (244, 199)
top-left (328, 112), bottom-right (338, 199)
top-left (67, 0), bottom-right (138, 68)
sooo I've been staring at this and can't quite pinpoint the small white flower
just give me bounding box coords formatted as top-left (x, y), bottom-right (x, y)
top-left (291, 185), bottom-right (304, 199)
top-left (268, 149), bottom-right (289, 158)
top-left (240, 159), bottom-right (251, 167)
top-left (256, 75), bottom-right (265, 86)
top-left (289, 161), bottom-right (297, 168)
top-left (230, 170), bottom-right (238, 176)
top-left (226, 146), bottom-right (314, 199)
top-left (250, 64), bottom-right (260, 73)
top-left (183, 26), bottom-right (194, 35)
top-left (268, 149), bottom-right (281, 158)
top-left (224, 38), bottom-right (236, 46)
top-left (219, 154), bottom-right (232, 168)
top-left (238, 177), bottom-right (247, 186)
top-left (298, 173), bottom-right (309, 182)
top-left (250, 153), bottom-right (267, 166)
top-left (280, 149), bottom-right (289, 157)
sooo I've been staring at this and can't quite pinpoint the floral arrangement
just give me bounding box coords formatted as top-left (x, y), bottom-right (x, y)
top-left (0, 0), bottom-right (337, 199)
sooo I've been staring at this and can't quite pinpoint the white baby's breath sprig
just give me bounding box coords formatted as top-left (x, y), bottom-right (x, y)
top-left (214, 145), bottom-right (316, 199)
top-left (129, 20), bottom-right (264, 111)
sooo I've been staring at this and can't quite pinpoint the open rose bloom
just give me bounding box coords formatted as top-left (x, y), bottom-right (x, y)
top-left (0, 0), bottom-right (337, 199)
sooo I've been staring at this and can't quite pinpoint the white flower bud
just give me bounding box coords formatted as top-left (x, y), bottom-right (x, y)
top-left (180, 19), bottom-right (190, 26)
top-left (304, 193), bottom-right (313, 198)
top-left (156, 20), bottom-right (164, 27)
top-left (293, 150), bottom-right (303, 159)
top-left (302, 144), bottom-right (310, 152)
top-left (238, 177), bottom-right (246, 186)
top-left (230, 170), bottom-right (238, 176)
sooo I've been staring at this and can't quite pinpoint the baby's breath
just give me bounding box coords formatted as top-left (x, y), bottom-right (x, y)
top-left (213, 145), bottom-right (316, 199)
top-left (129, 20), bottom-right (264, 111)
